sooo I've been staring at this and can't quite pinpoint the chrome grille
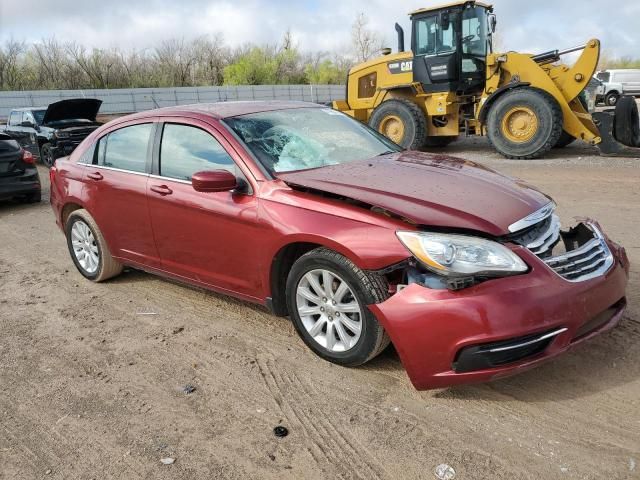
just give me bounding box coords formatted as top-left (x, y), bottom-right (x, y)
top-left (509, 208), bottom-right (614, 282)
top-left (543, 228), bottom-right (613, 282)
top-left (524, 214), bottom-right (561, 256)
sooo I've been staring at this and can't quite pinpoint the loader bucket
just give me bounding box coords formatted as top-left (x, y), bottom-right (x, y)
top-left (594, 97), bottom-right (640, 157)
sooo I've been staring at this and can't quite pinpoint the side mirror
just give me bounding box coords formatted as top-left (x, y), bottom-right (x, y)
top-left (191, 170), bottom-right (238, 193)
top-left (489, 14), bottom-right (497, 33)
top-left (21, 120), bottom-right (36, 128)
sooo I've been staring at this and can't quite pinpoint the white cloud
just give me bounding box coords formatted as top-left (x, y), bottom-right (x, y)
top-left (0, 0), bottom-right (636, 58)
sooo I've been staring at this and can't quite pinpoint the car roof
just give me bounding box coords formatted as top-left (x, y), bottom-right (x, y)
top-left (122, 101), bottom-right (324, 123)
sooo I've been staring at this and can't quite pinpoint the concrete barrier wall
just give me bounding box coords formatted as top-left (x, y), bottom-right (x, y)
top-left (0, 85), bottom-right (346, 120)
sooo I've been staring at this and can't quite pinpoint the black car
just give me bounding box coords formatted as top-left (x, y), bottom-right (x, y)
top-left (2, 98), bottom-right (102, 167)
top-left (0, 132), bottom-right (41, 203)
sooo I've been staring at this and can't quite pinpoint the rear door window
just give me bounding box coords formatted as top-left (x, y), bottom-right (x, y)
top-left (98, 123), bottom-right (153, 173)
top-left (159, 123), bottom-right (236, 181)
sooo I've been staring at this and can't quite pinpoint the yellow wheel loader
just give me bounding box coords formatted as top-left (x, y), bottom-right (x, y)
top-left (333, 1), bottom-right (640, 159)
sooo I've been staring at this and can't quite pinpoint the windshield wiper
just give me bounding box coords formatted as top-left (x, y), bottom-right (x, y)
top-left (376, 150), bottom-right (399, 156)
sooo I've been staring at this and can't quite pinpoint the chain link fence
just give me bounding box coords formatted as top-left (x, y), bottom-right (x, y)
top-left (0, 84), bottom-right (346, 120)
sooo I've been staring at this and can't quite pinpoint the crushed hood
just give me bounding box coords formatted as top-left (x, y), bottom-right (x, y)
top-left (42, 98), bottom-right (102, 124)
top-left (276, 152), bottom-right (551, 236)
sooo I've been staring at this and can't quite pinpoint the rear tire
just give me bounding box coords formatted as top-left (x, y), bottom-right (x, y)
top-left (605, 92), bottom-right (619, 107)
top-left (486, 87), bottom-right (563, 159)
top-left (369, 99), bottom-right (427, 150)
top-left (65, 209), bottom-right (123, 282)
top-left (285, 247), bottom-right (390, 366)
top-left (613, 96), bottom-right (640, 147)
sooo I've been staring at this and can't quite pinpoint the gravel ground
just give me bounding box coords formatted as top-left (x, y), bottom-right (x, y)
top-left (0, 138), bottom-right (639, 480)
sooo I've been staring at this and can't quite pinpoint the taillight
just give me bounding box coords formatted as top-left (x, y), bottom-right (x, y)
top-left (22, 149), bottom-right (35, 164)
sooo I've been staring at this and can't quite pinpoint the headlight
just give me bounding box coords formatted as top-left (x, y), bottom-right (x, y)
top-left (396, 231), bottom-right (528, 277)
top-left (55, 131), bottom-right (70, 139)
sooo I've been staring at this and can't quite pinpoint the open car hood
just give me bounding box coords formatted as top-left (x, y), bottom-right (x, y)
top-left (42, 98), bottom-right (102, 124)
top-left (276, 152), bottom-right (551, 236)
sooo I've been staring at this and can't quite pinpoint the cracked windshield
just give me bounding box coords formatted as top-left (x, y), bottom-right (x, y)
top-left (224, 107), bottom-right (401, 174)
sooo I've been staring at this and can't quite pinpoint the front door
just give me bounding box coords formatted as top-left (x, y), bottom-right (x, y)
top-left (146, 119), bottom-right (263, 299)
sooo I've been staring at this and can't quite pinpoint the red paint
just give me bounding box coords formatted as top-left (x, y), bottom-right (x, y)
top-left (191, 170), bottom-right (238, 192)
top-left (49, 102), bottom-right (629, 390)
top-left (277, 152), bottom-right (550, 236)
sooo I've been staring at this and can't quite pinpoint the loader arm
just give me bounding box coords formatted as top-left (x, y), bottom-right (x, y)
top-left (485, 39), bottom-right (602, 144)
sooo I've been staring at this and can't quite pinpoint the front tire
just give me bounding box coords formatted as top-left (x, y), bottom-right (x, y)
top-left (486, 87), bottom-right (563, 159)
top-left (65, 209), bottom-right (123, 282)
top-left (605, 92), bottom-right (619, 107)
top-left (286, 248), bottom-right (390, 366)
top-left (369, 99), bottom-right (427, 150)
top-left (40, 143), bottom-right (55, 168)
top-left (614, 96), bottom-right (640, 147)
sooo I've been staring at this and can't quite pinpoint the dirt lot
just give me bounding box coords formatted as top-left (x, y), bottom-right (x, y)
top-left (1, 139), bottom-right (639, 480)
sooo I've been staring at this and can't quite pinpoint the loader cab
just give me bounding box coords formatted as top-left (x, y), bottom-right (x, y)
top-left (410, 1), bottom-right (493, 94)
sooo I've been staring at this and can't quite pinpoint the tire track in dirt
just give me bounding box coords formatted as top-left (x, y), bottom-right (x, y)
top-left (257, 356), bottom-right (388, 479)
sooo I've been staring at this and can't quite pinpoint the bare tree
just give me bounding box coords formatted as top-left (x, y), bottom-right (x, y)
top-left (154, 38), bottom-right (198, 87)
top-left (351, 13), bottom-right (384, 63)
top-left (0, 39), bottom-right (26, 89)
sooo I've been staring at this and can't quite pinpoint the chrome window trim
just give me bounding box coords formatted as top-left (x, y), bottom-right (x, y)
top-left (149, 174), bottom-right (191, 185)
top-left (488, 327), bottom-right (568, 353)
top-left (78, 163), bottom-right (149, 177)
top-left (508, 201), bottom-right (556, 233)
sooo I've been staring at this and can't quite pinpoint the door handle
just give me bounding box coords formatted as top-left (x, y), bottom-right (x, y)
top-left (87, 171), bottom-right (103, 181)
top-left (150, 184), bottom-right (173, 196)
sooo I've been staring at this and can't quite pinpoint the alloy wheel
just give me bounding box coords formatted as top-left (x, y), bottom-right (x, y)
top-left (295, 269), bottom-right (363, 352)
top-left (71, 220), bottom-right (99, 274)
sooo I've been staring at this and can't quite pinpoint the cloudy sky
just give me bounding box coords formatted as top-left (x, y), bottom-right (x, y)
top-left (0, 0), bottom-right (638, 58)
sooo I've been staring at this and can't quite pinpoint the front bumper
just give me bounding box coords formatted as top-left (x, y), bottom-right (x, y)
top-left (368, 234), bottom-right (629, 390)
top-left (0, 168), bottom-right (41, 200)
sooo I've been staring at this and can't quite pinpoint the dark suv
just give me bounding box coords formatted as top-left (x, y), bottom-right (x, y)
top-left (2, 99), bottom-right (103, 167)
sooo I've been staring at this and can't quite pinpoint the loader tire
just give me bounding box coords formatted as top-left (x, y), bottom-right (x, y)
top-left (486, 87), bottom-right (563, 159)
top-left (369, 99), bottom-right (427, 150)
top-left (554, 131), bottom-right (576, 148)
top-left (613, 96), bottom-right (640, 148)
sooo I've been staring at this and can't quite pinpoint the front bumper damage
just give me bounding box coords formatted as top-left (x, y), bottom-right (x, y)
top-left (368, 222), bottom-right (629, 390)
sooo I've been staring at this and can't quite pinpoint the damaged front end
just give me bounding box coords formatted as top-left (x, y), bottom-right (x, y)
top-left (366, 205), bottom-right (629, 390)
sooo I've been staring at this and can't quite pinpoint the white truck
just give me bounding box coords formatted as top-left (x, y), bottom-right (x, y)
top-left (596, 69), bottom-right (640, 106)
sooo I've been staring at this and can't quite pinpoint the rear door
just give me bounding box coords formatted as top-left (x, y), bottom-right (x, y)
top-left (82, 121), bottom-right (161, 268)
top-left (146, 118), bottom-right (263, 298)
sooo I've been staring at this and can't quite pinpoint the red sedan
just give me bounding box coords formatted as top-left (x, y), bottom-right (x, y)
top-left (49, 101), bottom-right (629, 389)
